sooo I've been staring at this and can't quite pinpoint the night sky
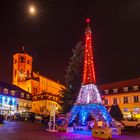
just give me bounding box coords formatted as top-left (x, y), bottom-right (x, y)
top-left (0, 0), bottom-right (140, 85)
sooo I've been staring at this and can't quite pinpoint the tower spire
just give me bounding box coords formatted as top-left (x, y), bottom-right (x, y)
top-left (83, 18), bottom-right (96, 84)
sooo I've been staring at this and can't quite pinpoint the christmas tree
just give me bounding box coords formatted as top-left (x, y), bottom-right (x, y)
top-left (60, 41), bottom-right (84, 113)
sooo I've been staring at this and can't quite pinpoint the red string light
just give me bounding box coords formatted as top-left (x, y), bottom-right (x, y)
top-left (83, 20), bottom-right (96, 84)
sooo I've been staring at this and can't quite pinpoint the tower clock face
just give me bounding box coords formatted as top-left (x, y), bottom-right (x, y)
top-left (17, 69), bottom-right (27, 81)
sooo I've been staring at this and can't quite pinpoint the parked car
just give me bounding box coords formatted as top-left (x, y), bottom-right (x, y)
top-left (35, 114), bottom-right (44, 121)
top-left (41, 116), bottom-right (50, 126)
top-left (0, 114), bottom-right (5, 123)
top-left (121, 118), bottom-right (140, 128)
top-left (21, 112), bottom-right (35, 122)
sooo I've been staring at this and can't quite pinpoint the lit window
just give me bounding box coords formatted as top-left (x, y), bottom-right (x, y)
top-left (124, 97), bottom-right (128, 104)
top-left (27, 60), bottom-right (30, 64)
top-left (3, 88), bottom-right (8, 94)
top-left (104, 90), bottom-right (109, 94)
top-left (11, 90), bottom-right (15, 96)
top-left (20, 56), bottom-right (25, 63)
top-left (104, 99), bottom-right (108, 105)
top-left (21, 92), bottom-right (24, 98)
top-left (26, 94), bottom-right (30, 99)
top-left (113, 89), bottom-right (118, 93)
top-left (0, 97), bottom-right (2, 104)
top-left (123, 87), bottom-right (128, 92)
top-left (133, 86), bottom-right (138, 91)
top-left (134, 96), bottom-right (139, 103)
top-left (27, 70), bottom-right (30, 77)
top-left (19, 102), bottom-right (23, 107)
top-left (123, 108), bottom-right (129, 112)
top-left (15, 70), bottom-right (17, 77)
top-left (24, 102), bottom-right (27, 107)
top-left (28, 103), bottom-right (31, 107)
top-left (14, 59), bottom-right (17, 63)
top-left (133, 107), bottom-right (140, 113)
top-left (113, 98), bottom-right (117, 104)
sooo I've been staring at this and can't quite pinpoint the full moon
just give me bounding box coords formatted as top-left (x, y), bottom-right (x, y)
top-left (29, 5), bottom-right (36, 15)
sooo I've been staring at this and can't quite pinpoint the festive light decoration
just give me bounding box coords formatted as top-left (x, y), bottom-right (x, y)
top-left (68, 19), bottom-right (113, 127)
top-left (86, 18), bottom-right (90, 23)
top-left (68, 104), bottom-right (112, 126)
top-left (17, 70), bottom-right (27, 81)
top-left (0, 95), bottom-right (16, 107)
top-left (76, 84), bottom-right (102, 104)
top-left (83, 20), bottom-right (96, 84)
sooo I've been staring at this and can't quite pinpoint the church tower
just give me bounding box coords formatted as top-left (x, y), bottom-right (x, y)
top-left (12, 47), bottom-right (33, 86)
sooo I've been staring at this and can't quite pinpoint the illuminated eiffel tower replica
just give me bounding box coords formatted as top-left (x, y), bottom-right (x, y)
top-left (68, 19), bottom-right (113, 126)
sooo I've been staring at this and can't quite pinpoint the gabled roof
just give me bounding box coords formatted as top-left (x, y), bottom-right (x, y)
top-left (0, 81), bottom-right (32, 100)
top-left (98, 77), bottom-right (140, 90)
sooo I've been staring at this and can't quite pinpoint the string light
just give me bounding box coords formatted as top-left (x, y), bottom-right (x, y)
top-left (68, 19), bottom-right (113, 127)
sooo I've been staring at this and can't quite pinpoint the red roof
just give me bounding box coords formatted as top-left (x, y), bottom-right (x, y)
top-left (98, 77), bottom-right (140, 90)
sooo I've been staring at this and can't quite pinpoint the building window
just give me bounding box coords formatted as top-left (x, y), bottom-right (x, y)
top-left (27, 70), bottom-right (30, 77)
top-left (11, 90), bottom-right (15, 96)
top-left (123, 108), bottom-right (129, 112)
top-left (134, 96), bottom-right (139, 103)
top-left (20, 56), bottom-right (25, 63)
top-left (3, 88), bottom-right (8, 94)
top-left (27, 60), bottom-right (30, 64)
top-left (113, 89), bottom-right (118, 93)
top-left (124, 97), bottom-right (128, 104)
top-left (104, 99), bottom-right (108, 105)
top-left (123, 87), bottom-right (128, 92)
top-left (19, 102), bottom-right (23, 107)
top-left (104, 90), bottom-right (109, 94)
top-left (24, 102), bottom-right (27, 107)
top-left (26, 94), bottom-right (30, 99)
top-left (20, 92), bottom-right (24, 98)
top-left (113, 98), bottom-right (117, 104)
top-left (133, 86), bottom-right (138, 91)
top-left (33, 87), bottom-right (37, 94)
top-left (15, 70), bottom-right (17, 77)
top-left (14, 59), bottom-right (17, 63)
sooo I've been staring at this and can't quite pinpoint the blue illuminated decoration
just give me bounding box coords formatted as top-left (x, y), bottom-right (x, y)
top-left (68, 104), bottom-right (112, 126)
top-left (68, 84), bottom-right (113, 127)
top-left (0, 97), bottom-right (2, 104)
top-left (0, 95), bottom-right (16, 106)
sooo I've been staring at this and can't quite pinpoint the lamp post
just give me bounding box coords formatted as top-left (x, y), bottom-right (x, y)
top-left (47, 105), bottom-right (58, 132)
